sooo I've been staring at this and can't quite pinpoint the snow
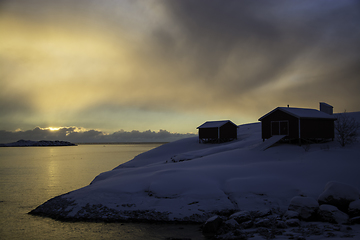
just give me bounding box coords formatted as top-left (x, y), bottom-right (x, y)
top-left (197, 120), bottom-right (236, 128)
top-left (318, 181), bottom-right (360, 203)
top-left (259, 107), bottom-right (337, 120)
top-left (30, 113), bottom-right (360, 239)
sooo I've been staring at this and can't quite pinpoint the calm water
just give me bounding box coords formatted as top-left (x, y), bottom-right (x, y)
top-left (0, 144), bottom-right (204, 240)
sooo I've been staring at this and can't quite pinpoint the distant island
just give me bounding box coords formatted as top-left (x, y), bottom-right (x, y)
top-left (0, 139), bottom-right (76, 147)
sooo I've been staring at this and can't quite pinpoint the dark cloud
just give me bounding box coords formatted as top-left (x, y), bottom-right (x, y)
top-left (153, 0), bottom-right (360, 106)
top-left (0, 127), bottom-right (196, 144)
top-left (0, 0), bottom-right (359, 136)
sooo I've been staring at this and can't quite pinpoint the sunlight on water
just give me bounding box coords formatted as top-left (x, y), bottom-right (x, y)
top-left (0, 144), bottom-right (205, 240)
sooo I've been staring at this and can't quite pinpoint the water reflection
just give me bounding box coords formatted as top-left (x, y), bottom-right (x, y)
top-left (0, 144), bottom-right (207, 240)
top-left (47, 148), bottom-right (60, 191)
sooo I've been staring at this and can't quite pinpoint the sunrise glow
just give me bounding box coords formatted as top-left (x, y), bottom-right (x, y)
top-left (48, 127), bottom-right (60, 131)
top-left (0, 0), bottom-right (359, 141)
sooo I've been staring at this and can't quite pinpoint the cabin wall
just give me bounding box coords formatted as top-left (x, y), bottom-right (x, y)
top-left (261, 110), bottom-right (299, 139)
top-left (300, 119), bottom-right (335, 139)
top-left (198, 127), bottom-right (218, 139)
top-left (219, 122), bottom-right (237, 139)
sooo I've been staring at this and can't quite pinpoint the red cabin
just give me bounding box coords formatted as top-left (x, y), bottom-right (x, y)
top-left (258, 103), bottom-right (337, 144)
top-left (197, 120), bottom-right (238, 143)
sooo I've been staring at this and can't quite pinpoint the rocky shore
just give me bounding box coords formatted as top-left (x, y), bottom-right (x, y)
top-left (29, 181), bottom-right (360, 239)
top-left (202, 182), bottom-right (360, 239)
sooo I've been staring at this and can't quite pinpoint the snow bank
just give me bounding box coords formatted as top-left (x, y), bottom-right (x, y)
top-left (30, 119), bottom-right (360, 227)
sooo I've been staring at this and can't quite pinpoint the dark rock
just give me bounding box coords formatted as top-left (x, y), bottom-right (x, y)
top-left (288, 196), bottom-right (319, 221)
top-left (165, 238), bottom-right (192, 240)
top-left (318, 181), bottom-right (359, 213)
top-left (252, 208), bottom-right (272, 218)
top-left (276, 220), bottom-right (287, 229)
top-left (349, 216), bottom-right (360, 224)
top-left (318, 204), bottom-right (349, 224)
top-left (283, 210), bottom-right (300, 220)
top-left (254, 218), bottom-right (272, 228)
top-left (285, 219), bottom-right (300, 227)
top-left (256, 227), bottom-right (283, 239)
top-left (240, 220), bottom-right (253, 229)
top-left (229, 210), bottom-right (252, 223)
top-left (202, 215), bottom-right (223, 235)
top-left (348, 199), bottom-right (360, 217)
top-left (223, 218), bottom-right (239, 228)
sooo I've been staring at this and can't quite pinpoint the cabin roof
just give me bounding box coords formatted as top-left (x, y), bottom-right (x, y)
top-left (258, 107), bottom-right (337, 121)
top-left (197, 120), bottom-right (237, 129)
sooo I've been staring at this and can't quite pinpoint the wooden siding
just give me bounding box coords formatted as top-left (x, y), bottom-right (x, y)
top-left (198, 121), bottom-right (237, 143)
top-left (260, 109), bottom-right (298, 140)
top-left (300, 119), bottom-right (335, 139)
top-left (199, 127), bottom-right (218, 139)
top-left (260, 108), bottom-right (336, 141)
top-left (219, 121), bottom-right (238, 139)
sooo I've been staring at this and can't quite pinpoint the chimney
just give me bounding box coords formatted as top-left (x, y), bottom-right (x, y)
top-left (319, 102), bottom-right (333, 115)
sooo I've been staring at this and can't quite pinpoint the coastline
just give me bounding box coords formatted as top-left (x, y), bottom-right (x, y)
top-left (0, 139), bottom-right (76, 147)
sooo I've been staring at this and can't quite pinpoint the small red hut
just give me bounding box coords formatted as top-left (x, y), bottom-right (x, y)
top-left (197, 120), bottom-right (238, 143)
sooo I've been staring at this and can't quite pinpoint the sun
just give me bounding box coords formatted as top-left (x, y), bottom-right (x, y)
top-left (48, 127), bottom-right (60, 131)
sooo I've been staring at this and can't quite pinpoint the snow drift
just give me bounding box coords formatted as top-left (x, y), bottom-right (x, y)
top-left (30, 113), bottom-right (360, 225)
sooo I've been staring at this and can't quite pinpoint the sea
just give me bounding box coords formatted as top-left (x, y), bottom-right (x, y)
top-left (0, 144), bottom-right (205, 240)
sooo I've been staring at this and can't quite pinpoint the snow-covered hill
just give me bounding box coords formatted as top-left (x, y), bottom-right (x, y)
top-left (30, 112), bottom-right (360, 239)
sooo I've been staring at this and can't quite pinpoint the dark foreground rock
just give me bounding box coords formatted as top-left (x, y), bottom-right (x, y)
top-left (29, 194), bottom-right (172, 222)
top-left (318, 181), bottom-right (360, 212)
top-left (288, 196), bottom-right (319, 221)
top-left (202, 181), bottom-right (360, 239)
top-left (29, 194), bottom-right (211, 223)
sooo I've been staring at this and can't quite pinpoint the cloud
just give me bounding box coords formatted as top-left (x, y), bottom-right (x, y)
top-left (0, 0), bottom-right (359, 134)
top-left (156, 0), bottom-right (360, 105)
top-left (0, 127), bottom-right (196, 143)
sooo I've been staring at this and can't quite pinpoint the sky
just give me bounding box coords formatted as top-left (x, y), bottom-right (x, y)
top-left (1, 0), bottom-right (360, 142)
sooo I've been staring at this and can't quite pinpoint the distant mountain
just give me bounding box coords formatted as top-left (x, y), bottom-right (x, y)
top-left (0, 139), bottom-right (76, 147)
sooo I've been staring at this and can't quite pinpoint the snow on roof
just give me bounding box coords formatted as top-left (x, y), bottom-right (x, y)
top-left (197, 120), bottom-right (236, 129)
top-left (259, 107), bottom-right (337, 120)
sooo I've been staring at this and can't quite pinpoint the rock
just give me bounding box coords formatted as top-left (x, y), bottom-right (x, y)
top-left (256, 227), bottom-right (281, 239)
top-left (288, 196), bottom-right (319, 221)
top-left (349, 216), bottom-right (360, 224)
top-left (318, 204), bottom-right (349, 224)
top-left (252, 208), bottom-right (272, 218)
top-left (229, 210), bottom-right (252, 223)
top-left (348, 199), bottom-right (360, 217)
top-left (276, 220), bottom-right (287, 229)
top-left (254, 218), bottom-right (272, 228)
top-left (318, 181), bottom-right (360, 212)
top-left (283, 210), bottom-right (300, 220)
top-left (216, 219), bottom-right (240, 236)
top-left (240, 220), bottom-right (253, 229)
top-left (202, 215), bottom-right (223, 235)
top-left (285, 218), bottom-right (300, 227)
top-left (223, 218), bottom-right (239, 228)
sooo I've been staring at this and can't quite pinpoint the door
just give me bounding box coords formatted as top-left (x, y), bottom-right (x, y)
top-left (280, 121), bottom-right (288, 135)
top-left (271, 121), bottom-right (288, 136)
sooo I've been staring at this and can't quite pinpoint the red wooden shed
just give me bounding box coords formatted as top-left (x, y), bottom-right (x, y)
top-left (197, 120), bottom-right (238, 143)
